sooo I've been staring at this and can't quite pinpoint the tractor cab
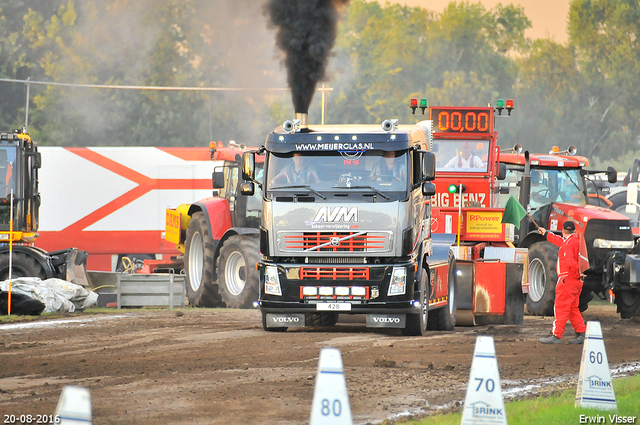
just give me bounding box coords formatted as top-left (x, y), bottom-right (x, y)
top-left (210, 142), bottom-right (263, 230)
top-left (0, 129), bottom-right (40, 243)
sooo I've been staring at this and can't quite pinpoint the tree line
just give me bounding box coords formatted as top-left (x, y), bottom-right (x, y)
top-left (0, 0), bottom-right (638, 169)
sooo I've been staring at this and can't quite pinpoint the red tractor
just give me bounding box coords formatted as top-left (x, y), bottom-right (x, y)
top-left (498, 147), bottom-right (640, 318)
top-left (160, 142), bottom-right (263, 308)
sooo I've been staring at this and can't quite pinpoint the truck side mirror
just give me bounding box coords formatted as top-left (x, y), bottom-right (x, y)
top-left (422, 182), bottom-right (436, 197)
top-left (242, 152), bottom-right (255, 181)
top-left (497, 163), bottom-right (507, 180)
top-left (423, 152), bottom-right (436, 181)
top-left (607, 166), bottom-right (617, 184)
top-left (212, 170), bottom-right (225, 188)
top-left (34, 152), bottom-right (42, 169)
top-left (240, 182), bottom-right (255, 196)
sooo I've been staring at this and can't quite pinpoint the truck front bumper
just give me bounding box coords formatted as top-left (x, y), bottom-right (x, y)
top-left (257, 259), bottom-right (423, 324)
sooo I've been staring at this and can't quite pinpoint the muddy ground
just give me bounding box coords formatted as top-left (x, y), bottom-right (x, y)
top-left (1, 304), bottom-right (639, 425)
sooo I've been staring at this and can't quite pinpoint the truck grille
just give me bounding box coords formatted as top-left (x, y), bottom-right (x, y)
top-left (281, 231), bottom-right (389, 252)
top-left (301, 267), bottom-right (370, 280)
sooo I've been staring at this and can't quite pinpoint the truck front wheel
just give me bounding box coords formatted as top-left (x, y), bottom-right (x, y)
top-left (217, 235), bottom-right (260, 309)
top-left (526, 241), bottom-right (558, 316)
top-left (403, 269), bottom-right (429, 336)
top-left (184, 212), bottom-right (223, 307)
top-left (0, 252), bottom-right (47, 280)
top-left (617, 289), bottom-right (640, 318)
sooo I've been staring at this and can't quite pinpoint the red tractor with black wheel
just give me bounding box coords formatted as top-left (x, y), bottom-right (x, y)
top-left (161, 142), bottom-right (263, 308)
top-left (498, 147), bottom-right (640, 319)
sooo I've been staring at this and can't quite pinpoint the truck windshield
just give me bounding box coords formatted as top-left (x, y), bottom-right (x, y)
top-left (498, 167), bottom-right (586, 210)
top-left (0, 145), bottom-right (18, 228)
top-left (433, 139), bottom-right (489, 172)
top-left (266, 150), bottom-right (409, 198)
top-left (0, 146), bottom-right (17, 199)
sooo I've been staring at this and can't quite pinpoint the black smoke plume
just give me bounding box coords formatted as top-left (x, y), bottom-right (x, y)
top-left (266, 0), bottom-right (349, 114)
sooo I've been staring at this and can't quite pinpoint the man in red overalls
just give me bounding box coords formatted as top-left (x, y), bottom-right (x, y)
top-left (537, 221), bottom-right (587, 344)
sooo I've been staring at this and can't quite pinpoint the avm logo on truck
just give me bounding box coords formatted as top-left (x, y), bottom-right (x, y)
top-left (311, 206), bottom-right (358, 223)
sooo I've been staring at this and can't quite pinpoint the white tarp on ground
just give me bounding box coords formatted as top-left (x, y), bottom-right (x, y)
top-left (0, 278), bottom-right (98, 313)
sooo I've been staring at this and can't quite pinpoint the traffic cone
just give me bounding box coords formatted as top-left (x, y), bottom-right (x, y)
top-left (575, 321), bottom-right (617, 410)
top-left (460, 335), bottom-right (508, 425)
top-left (55, 385), bottom-right (92, 424)
top-left (309, 347), bottom-right (353, 425)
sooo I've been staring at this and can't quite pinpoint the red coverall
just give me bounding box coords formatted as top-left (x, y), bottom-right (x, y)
top-left (546, 232), bottom-right (587, 338)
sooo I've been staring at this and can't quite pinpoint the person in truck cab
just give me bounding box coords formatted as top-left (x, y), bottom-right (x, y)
top-left (369, 150), bottom-right (406, 182)
top-left (443, 141), bottom-right (484, 169)
top-left (271, 153), bottom-right (319, 185)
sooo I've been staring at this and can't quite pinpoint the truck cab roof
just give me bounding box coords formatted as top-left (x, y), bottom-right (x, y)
top-left (265, 123), bottom-right (431, 153)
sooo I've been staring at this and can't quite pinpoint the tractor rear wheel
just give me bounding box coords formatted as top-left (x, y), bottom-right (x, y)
top-left (617, 289), bottom-right (640, 318)
top-left (217, 234), bottom-right (260, 309)
top-left (526, 241), bottom-right (558, 316)
top-left (0, 252), bottom-right (48, 281)
top-left (184, 212), bottom-right (223, 307)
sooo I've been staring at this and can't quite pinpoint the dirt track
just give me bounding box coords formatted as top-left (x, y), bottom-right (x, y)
top-left (1, 304), bottom-right (639, 425)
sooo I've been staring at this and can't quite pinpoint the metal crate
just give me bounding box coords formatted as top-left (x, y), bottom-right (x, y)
top-left (116, 274), bottom-right (185, 309)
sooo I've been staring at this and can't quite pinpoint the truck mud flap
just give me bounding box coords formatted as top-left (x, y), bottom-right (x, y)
top-left (430, 233), bottom-right (457, 262)
top-left (455, 260), bottom-right (475, 326)
top-left (265, 313), bottom-right (305, 328)
top-left (366, 314), bottom-right (406, 328)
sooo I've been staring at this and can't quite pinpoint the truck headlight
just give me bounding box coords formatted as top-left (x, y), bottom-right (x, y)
top-left (388, 267), bottom-right (407, 296)
top-left (264, 266), bottom-right (282, 296)
top-left (593, 238), bottom-right (634, 249)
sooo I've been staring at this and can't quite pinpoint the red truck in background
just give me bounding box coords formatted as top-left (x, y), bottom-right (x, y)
top-left (424, 101), bottom-right (528, 325)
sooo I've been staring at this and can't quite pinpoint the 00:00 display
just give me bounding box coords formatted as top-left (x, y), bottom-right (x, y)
top-left (437, 111), bottom-right (490, 133)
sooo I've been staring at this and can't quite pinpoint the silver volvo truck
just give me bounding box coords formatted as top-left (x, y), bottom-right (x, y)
top-left (241, 117), bottom-right (457, 336)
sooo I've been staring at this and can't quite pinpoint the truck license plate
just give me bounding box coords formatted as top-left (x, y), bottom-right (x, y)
top-left (316, 303), bottom-right (351, 311)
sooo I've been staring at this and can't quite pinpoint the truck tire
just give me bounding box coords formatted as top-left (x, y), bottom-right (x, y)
top-left (526, 241), bottom-right (558, 316)
top-left (0, 252), bottom-right (47, 280)
top-left (306, 313), bottom-right (339, 327)
top-left (427, 254), bottom-right (457, 331)
top-left (617, 289), bottom-right (640, 319)
top-left (217, 235), bottom-right (260, 309)
top-left (262, 312), bottom-right (288, 332)
top-left (184, 212), bottom-right (223, 307)
top-left (403, 270), bottom-right (429, 336)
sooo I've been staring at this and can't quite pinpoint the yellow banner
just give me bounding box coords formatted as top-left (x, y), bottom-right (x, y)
top-left (466, 211), bottom-right (503, 234)
top-left (165, 209), bottom-right (182, 244)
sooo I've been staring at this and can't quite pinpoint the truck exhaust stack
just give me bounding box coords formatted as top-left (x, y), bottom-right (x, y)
top-left (295, 112), bottom-right (308, 129)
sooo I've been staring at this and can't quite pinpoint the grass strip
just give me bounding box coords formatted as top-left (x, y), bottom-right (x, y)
top-left (396, 373), bottom-right (640, 424)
